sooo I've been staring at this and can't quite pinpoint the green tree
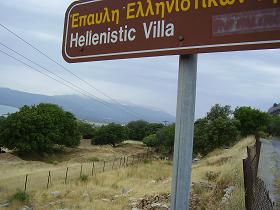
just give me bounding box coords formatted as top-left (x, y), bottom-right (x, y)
top-left (126, 120), bottom-right (149, 141)
top-left (270, 116), bottom-right (280, 137)
top-left (143, 134), bottom-right (159, 148)
top-left (92, 123), bottom-right (127, 147)
top-left (77, 121), bottom-right (95, 139)
top-left (206, 104), bottom-right (232, 121)
top-left (144, 123), bottom-right (164, 136)
top-left (156, 124), bottom-right (175, 154)
top-left (0, 116), bottom-right (5, 148)
top-left (234, 106), bottom-right (271, 137)
top-left (0, 104), bottom-right (80, 154)
top-left (193, 105), bottom-right (240, 155)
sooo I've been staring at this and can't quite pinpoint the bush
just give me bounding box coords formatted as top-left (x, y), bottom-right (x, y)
top-left (12, 190), bottom-right (29, 202)
top-left (234, 106), bottom-right (271, 137)
top-left (143, 124), bottom-right (175, 155)
top-left (77, 121), bottom-right (95, 139)
top-left (270, 116), bottom-right (280, 137)
top-left (143, 134), bottom-right (158, 148)
top-left (156, 124), bottom-right (175, 154)
top-left (145, 123), bottom-right (165, 136)
top-left (0, 104), bottom-right (80, 154)
top-left (193, 105), bottom-right (240, 155)
top-left (91, 123), bottom-right (127, 147)
top-left (80, 174), bottom-right (88, 182)
top-left (126, 120), bottom-right (149, 141)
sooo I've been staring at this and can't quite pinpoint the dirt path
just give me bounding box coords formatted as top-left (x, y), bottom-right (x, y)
top-left (258, 138), bottom-right (280, 205)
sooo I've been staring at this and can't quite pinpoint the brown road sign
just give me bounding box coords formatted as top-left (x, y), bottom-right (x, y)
top-left (62, 0), bottom-right (280, 63)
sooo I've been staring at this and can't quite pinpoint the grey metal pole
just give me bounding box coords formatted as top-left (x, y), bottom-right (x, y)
top-left (171, 54), bottom-right (197, 210)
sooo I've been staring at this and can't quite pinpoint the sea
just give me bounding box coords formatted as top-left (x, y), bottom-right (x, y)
top-left (0, 105), bottom-right (18, 116)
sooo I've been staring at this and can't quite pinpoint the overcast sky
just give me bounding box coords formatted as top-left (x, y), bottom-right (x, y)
top-left (0, 0), bottom-right (279, 118)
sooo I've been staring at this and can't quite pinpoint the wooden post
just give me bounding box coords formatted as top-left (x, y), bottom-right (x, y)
top-left (80, 165), bottom-right (83, 177)
top-left (125, 157), bottom-right (128, 167)
top-left (103, 161), bottom-right (106, 172)
top-left (123, 156), bottom-right (126, 166)
top-left (24, 174), bottom-right (28, 192)
top-left (65, 167), bottom-right (69, 184)
top-left (112, 158), bottom-right (115, 169)
top-left (92, 162), bottom-right (96, 177)
top-left (47, 171), bottom-right (51, 189)
top-left (119, 157), bottom-right (122, 168)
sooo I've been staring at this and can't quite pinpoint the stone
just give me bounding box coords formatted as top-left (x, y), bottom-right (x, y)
top-left (150, 180), bottom-right (156, 184)
top-left (122, 187), bottom-right (133, 195)
top-left (50, 191), bottom-right (61, 198)
top-left (20, 205), bottom-right (32, 210)
top-left (0, 203), bottom-right (10, 208)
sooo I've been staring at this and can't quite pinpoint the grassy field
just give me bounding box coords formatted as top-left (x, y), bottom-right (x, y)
top-left (0, 137), bottom-right (254, 210)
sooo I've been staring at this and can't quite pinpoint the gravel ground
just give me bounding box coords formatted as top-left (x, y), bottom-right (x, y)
top-left (258, 138), bottom-right (280, 204)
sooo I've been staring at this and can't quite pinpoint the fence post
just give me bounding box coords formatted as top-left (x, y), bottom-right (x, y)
top-left (65, 167), bottom-right (69, 184)
top-left (132, 155), bottom-right (134, 165)
top-left (92, 162), bottom-right (96, 177)
top-left (123, 156), bottom-right (126, 166)
top-left (80, 165), bottom-right (83, 177)
top-left (119, 157), bottom-right (122, 168)
top-left (103, 161), bottom-right (106, 172)
top-left (24, 174), bottom-right (28, 192)
top-left (126, 157), bottom-right (129, 167)
top-left (112, 158), bottom-right (115, 170)
top-left (47, 171), bottom-right (51, 189)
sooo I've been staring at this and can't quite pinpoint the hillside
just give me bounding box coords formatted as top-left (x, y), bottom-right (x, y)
top-left (0, 137), bottom-right (254, 210)
top-left (0, 88), bottom-right (175, 123)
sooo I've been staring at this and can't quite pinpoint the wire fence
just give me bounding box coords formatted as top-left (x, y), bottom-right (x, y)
top-left (0, 151), bottom-right (153, 195)
top-left (243, 137), bottom-right (274, 210)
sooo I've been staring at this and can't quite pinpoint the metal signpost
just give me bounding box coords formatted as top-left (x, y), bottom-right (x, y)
top-left (63, 0), bottom-right (280, 209)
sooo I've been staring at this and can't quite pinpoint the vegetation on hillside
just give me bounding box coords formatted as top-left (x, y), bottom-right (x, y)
top-left (143, 104), bottom-right (274, 156)
top-left (269, 115), bottom-right (280, 137)
top-left (0, 103), bottom-right (80, 154)
top-left (91, 123), bottom-right (128, 147)
top-left (77, 120), bottom-right (96, 139)
top-left (126, 120), bottom-right (164, 141)
top-left (234, 106), bottom-right (271, 137)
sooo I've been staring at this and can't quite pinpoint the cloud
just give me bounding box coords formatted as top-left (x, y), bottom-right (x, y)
top-left (0, 0), bottom-right (72, 16)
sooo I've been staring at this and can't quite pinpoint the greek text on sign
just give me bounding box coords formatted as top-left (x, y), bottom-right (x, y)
top-left (62, 0), bottom-right (280, 62)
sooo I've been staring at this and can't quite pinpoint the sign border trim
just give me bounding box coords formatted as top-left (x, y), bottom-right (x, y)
top-left (64, 0), bottom-right (280, 60)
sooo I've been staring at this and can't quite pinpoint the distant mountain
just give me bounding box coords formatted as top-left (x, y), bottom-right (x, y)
top-left (0, 88), bottom-right (175, 124)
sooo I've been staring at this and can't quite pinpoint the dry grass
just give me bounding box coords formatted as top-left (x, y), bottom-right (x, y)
top-left (0, 137), bottom-right (254, 210)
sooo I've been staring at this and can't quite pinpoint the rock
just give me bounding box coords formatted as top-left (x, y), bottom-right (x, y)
top-left (131, 208), bottom-right (138, 210)
top-left (151, 203), bottom-right (169, 209)
top-left (122, 187), bottom-right (133, 195)
top-left (83, 192), bottom-right (89, 198)
top-left (101, 199), bottom-right (110, 202)
top-left (150, 180), bottom-right (156, 184)
top-left (50, 191), bottom-right (61, 198)
top-left (20, 205), bottom-right (33, 210)
top-left (0, 203), bottom-right (10, 208)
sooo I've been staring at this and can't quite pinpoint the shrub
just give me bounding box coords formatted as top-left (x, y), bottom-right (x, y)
top-left (143, 134), bottom-right (158, 148)
top-left (91, 123), bottom-right (127, 147)
top-left (234, 106), bottom-right (271, 137)
top-left (80, 174), bottom-right (88, 182)
top-left (77, 121), bottom-right (95, 139)
top-left (126, 120), bottom-right (149, 141)
top-left (270, 116), bottom-right (280, 137)
top-left (12, 190), bottom-right (29, 202)
top-left (0, 104), bottom-right (80, 154)
top-left (88, 156), bottom-right (100, 162)
top-left (194, 105), bottom-right (240, 155)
